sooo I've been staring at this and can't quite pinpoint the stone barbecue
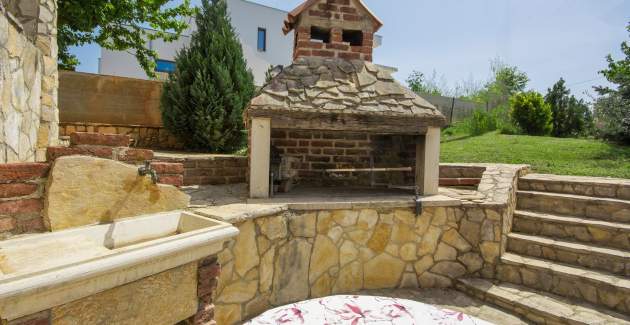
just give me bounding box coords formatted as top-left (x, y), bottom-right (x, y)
top-left (245, 0), bottom-right (446, 199)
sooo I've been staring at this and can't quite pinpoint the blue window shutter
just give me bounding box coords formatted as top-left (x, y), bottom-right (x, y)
top-left (258, 28), bottom-right (267, 52)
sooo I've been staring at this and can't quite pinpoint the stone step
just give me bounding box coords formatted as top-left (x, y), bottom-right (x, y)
top-left (513, 210), bottom-right (630, 251)
top-left (456, 278), bottom-right (630, 325)
top-left (498, 253), bottom-right (630, 314)
top-left (507, 233), bottom-right (630, 276)
top-left (519, 174), bottom-right (630, 200)
top-left (517, 191), bottom-right (630, 223)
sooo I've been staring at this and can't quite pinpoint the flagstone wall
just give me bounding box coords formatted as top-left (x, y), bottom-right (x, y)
top-left (0, 0), bottom-right (58, 163)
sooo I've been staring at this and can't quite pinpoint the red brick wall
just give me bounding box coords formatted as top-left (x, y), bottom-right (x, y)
top-left (155, 155), bottom-right (248, 186)
top-left (271, 129), bottom-right (416, 186)
top-left (187, 256), bottom-right (221, 325)
top-left (293, 0), bottom-right (374, 61)
top-left (0, 132), bottom-right (185, 239)
top-left (0, 163), bottom-right (49, 239)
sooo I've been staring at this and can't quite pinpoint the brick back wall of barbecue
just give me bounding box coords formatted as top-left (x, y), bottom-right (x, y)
top-left (271, 129), bottom-right (416, 186)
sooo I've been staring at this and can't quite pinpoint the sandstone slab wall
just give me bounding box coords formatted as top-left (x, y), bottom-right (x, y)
top-left (0, 0), bottom-right (58, 163)
top-left (202, 163), bottom-right (528, 324)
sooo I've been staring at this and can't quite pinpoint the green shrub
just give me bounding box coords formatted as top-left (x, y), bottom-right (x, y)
top-left (468, 109), bottom-right (498, 135)
top-left (161, 0), bottom-right (255, 152)
top-left (510, 91), bottom-right (552, 136)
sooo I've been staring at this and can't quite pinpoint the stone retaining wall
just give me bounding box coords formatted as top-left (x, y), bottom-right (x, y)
top-left (201, 163), bottom-right (528, 324)
top-left (209, 205), bottom-right (504, 324)
top-left (59, 122), bottom-right (184, 150)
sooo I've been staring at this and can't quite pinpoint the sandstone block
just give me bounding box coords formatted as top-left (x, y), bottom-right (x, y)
top-left (332, 210), bottom-right (358, 227)
top-left (310, 235), bottom-right (339, 283)
top-left (259, 249), bottom-right (275, 293)
top-left (363, 253), bottom-right (405, 289)
top-left (44, 156), bottom-right (190, 230)
top-left (51, 263), bottom-right (197, 325)
top-left (430, 261), bottom-right (466, 279)
top-left (434, 243), bottom-right (457, 262)
top-left (442, 229), bottom-right (472, 252)
top-left (333, 261), bottom-right (363, 293)
top-left (271, 239), bottom-right (311, 305)
top-left (311, 273), bottom-right (334, 297)
top-left (289, 212), bottom-right (316, 237)
top-left (414, 255), bottom-right (434, 275)
top-left (218, 280), bottom-right (258, 304)
top-left (233, 220), bottom-right (259, 277)
top-left (367, 223), bottom-right (391, 253)
top-left (256, 215), bottom-right (288, 240)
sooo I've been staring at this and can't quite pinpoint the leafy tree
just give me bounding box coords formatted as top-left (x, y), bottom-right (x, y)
top-left (594, 22), bottom-right (630, 144)
top-left (160, 0), bottom-right (255, 152)
top-left (406, 70), bottom-right (447, 96)
top-left (510, 91), bottom-right (552, 136)
top-left (58, 0), bottom-right (194, 77)
top-left (545, 78), bottom-right (593, 137)
top-left (594, 94), bottom-right (630, 144)
top-left (596, 22), bottom-right (630, 100)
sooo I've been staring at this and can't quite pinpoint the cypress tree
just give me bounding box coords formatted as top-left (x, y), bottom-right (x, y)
top-left (161, 0), bottom-right (255, 152)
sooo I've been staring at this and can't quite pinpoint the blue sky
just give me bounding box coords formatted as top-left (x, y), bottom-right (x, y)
top-left (70, 0), bottom-right (630, 100)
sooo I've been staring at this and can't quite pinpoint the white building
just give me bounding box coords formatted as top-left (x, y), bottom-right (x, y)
top-left (99, 0), bottom-right (381, 85)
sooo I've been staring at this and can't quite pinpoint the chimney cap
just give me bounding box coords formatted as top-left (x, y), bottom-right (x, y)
top-left (283, 0), bottom-right (383, 35)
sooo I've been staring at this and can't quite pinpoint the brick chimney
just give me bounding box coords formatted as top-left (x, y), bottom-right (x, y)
top-left (283, 0), bottom-right (383, 62)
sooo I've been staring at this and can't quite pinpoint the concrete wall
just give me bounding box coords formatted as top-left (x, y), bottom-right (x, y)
top-left (0, 0), bottom-right (58, 163)
top-left (99, 0), bottom-right (294, 85)
top-left (59, 70), bottom-right (163, 126)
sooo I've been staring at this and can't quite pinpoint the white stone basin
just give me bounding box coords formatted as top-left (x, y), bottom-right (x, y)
top-left (0, 210), bottom-right (238, 321)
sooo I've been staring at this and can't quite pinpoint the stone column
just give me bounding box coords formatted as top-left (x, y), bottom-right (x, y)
top-left (415, 126), bottom-right (441, 196)
top-left (35, 0), bottom-right (59, 161)
top-left (249, 118), bottom-right (271, 198)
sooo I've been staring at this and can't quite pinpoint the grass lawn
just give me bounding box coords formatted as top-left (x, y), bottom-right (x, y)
top-left (441, 131), bottom-right (630, 179)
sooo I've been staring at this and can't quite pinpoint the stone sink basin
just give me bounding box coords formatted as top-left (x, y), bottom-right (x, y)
top-left (0, 210), bottom-right (238, 321)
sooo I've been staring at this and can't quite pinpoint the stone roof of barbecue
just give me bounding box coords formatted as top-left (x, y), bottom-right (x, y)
top-left (247, 57), bottom-right (446, 129)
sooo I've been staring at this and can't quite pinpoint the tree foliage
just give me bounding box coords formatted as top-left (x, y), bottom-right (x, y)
top-left (594, 22), bottom-right (630, 144)
top-left (160, 0), bottom-right (255, 152)
top-left (596, 22), bottom-right (630, 100)
top-left (58, 0), bottom-right (194, 77)
top-left (545, 78), bottom-right (593, 137)
top-left (406, 70), bottom-right (447, 96)
top-left (510, 91), bottom-right (552, 136)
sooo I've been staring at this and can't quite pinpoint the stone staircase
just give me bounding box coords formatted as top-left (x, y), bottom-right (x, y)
top-left (457, 174), bottom-right (630, 324)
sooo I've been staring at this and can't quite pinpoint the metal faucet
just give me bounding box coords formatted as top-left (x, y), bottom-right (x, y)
top-left (138, 161), bottom-right (159, 184)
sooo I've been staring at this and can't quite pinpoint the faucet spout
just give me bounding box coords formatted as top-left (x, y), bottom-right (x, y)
top-left (138, 161), bottom-right (159, 184)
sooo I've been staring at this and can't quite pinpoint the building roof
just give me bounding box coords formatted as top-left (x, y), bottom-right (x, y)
top-left (283, 0), bottom-right (383, 35)
top-left (246, 57), bottom-right (446, 133)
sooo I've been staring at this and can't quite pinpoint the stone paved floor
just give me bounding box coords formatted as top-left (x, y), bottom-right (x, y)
top-left (356, 288), bottom-right (529, 325)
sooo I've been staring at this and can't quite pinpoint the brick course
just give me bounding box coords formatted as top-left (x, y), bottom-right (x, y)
top-left (154, 154), bottom-right (248, 186)
top-left (70, 132), bottom-right (131, 147)
top-left (185, 256), bottom-right (220, 325)
top-left (292, 0), bottom-right (376, 61)
top-left (271, 129), bottom-right (416, 186)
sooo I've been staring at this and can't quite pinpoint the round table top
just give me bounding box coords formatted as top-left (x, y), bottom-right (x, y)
top-left (245, 295), bottom-right (493, 325)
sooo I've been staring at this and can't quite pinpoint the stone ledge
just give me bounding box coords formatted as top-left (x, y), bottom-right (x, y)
top-left (246, 194), bottom-right (461, 211)
top-left (194, 204), bottom-right (289, 224)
